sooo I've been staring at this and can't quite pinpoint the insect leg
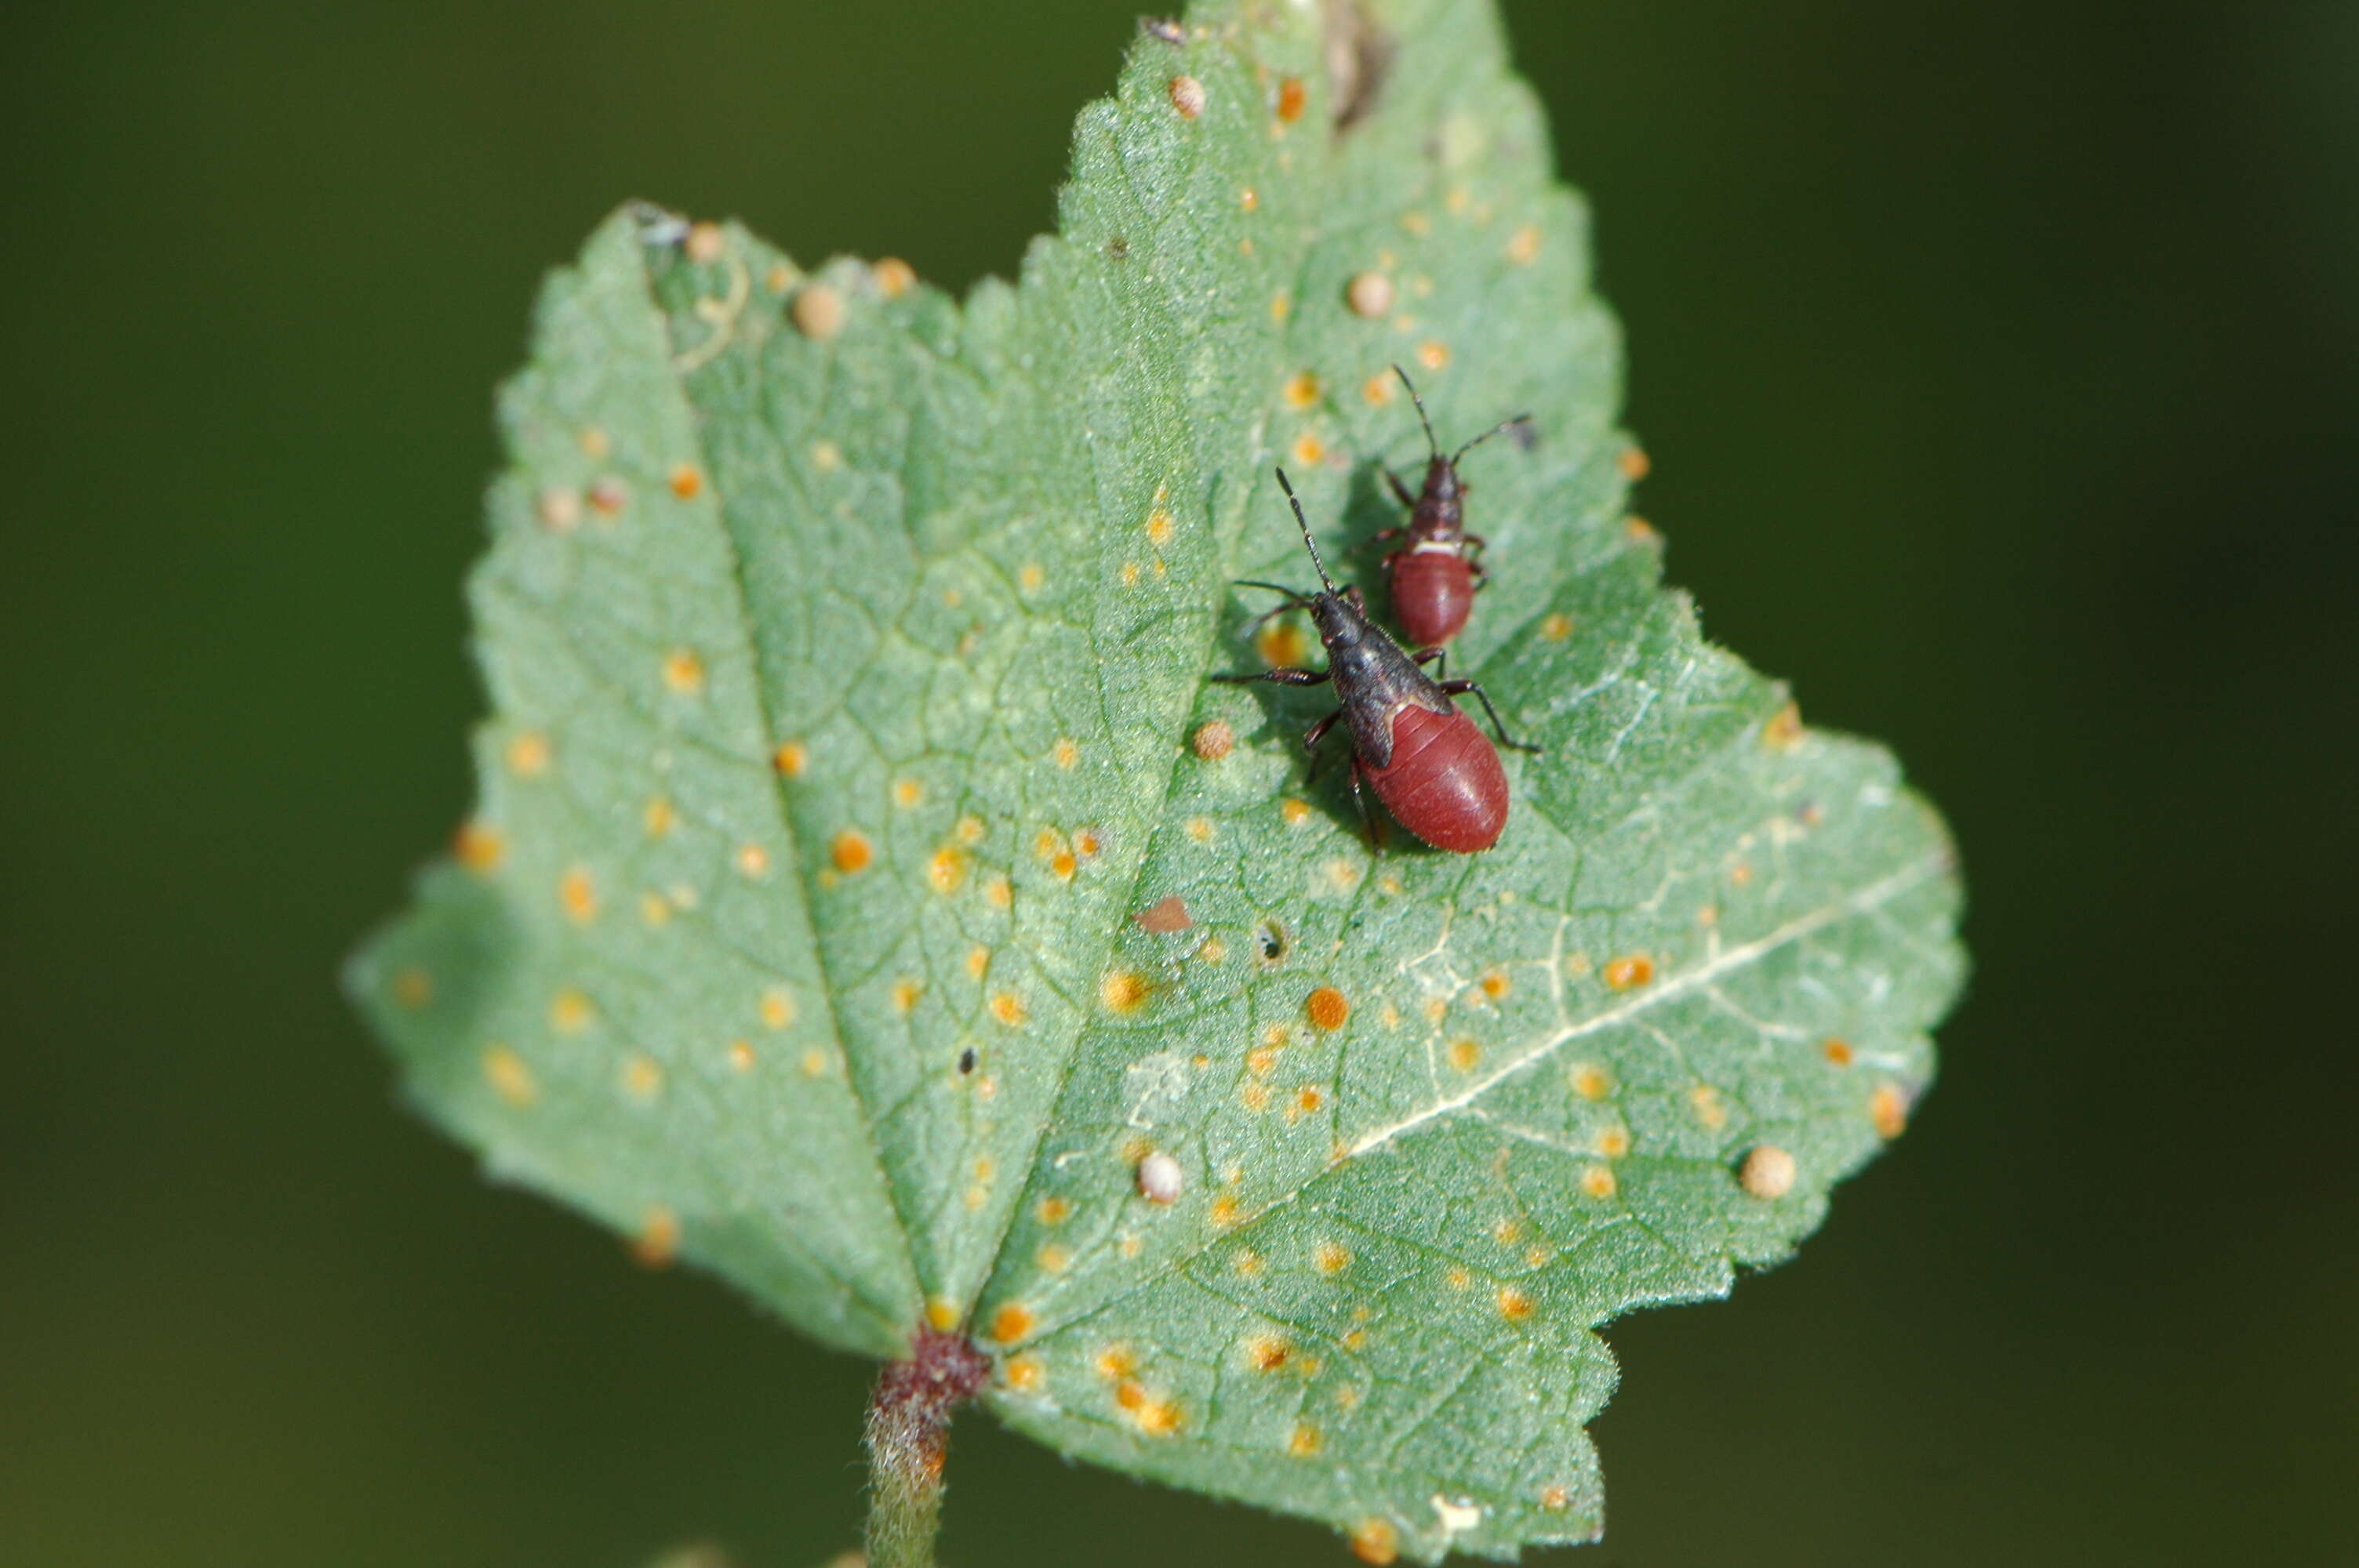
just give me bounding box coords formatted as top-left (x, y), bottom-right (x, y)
top-left (1412, 646), bottom-right (1449, 681)
top-left (1437, 677), bottom-right (1541, 752)
top-left (1384, 467), bottom-right (1417, 510)
top-left (1302, 707), bottom-right (1343, 784)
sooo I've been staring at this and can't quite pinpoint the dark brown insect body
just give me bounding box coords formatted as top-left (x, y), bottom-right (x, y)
top-left (1217, 471), bottom-right (1536, 853)
top-left (1378, 367), bottom-right (1530, 648)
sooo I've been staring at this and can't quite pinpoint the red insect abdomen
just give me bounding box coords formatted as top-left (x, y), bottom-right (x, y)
top-left (1366, 703), bottom-right (1510, 852)
top-left (1387, 547), bottom-right (1475, 647)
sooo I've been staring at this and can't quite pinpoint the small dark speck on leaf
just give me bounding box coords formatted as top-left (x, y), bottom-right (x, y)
top-left (1107, 236), bottom-right (1129, 260)
top-left (1134, 896), bottom-right (1194, 934)
top-left (958, 1047), bottom-right (977, 1075)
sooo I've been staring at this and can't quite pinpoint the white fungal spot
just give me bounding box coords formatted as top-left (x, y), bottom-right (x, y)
top-left (1137, 1151), bottom-right (1184, 1205)
top-left (1432, 1495), bottom-right (1482, 1535)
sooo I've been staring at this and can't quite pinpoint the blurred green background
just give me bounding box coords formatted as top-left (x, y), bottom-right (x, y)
top-left (5, 2), bottom-right (2354, 1563)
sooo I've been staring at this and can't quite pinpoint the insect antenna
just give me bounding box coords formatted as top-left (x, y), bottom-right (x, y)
top-left (1272, 468), bottom-right (1337, 594)
top-left (1452, 412), bottom-right (1534, 463)
top-left (1392, 364), bottom-right (1441, 459)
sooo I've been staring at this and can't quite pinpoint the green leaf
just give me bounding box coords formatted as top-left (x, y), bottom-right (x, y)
top-left (348, 0), bottom-right (1965, 1559)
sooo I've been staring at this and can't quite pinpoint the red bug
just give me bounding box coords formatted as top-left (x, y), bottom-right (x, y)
top-left (1216, 470), bottom-right (1538, 853)
top-left (1376, 366), bottom-right (1532, 648)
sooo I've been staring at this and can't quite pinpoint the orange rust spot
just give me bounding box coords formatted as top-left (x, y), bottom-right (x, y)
top-left (1445, 1265), bottom-right (1472, 1290)
top-left (872, 256), bottom-right (915, 297)
top-left (1284, 370), bottom-right (1321, 409)
top-left (1053, 737), bottom-right (1080, 770)
top-left (1291, 431), bottom-right (1327, 467)
top-left (632, 1207), bottom-right (680, 1268)
top-left (1602, 954), bottom-right (1654, 990)
top-left (758, 987), bottom-right (795, 1029)
top-left (559, 866), bottom-right (598, 924)
top-left (1306, 986), bottom-right (1350, 1031)
top-left (1017, 561), bottom-right (1045, 593)
top-left (1314, 1240), bottom-right (1351, 1276)
top-left (965, 946), bottom-right (989, 979)
top-left (891, 777), bottom-right (923, 809)
top-left (1247, 1333), bottom-right (1290, 1371)
top-left (683, 221), bottom-right (725, 263)
top-left (1119, 560), bottom-right (1141, 586)
top-left (1540, 1484), bottom-right (1571, 1512)
top-left (983, 876), bottom-right (1013, 909)
top-left (536, 485), bottom-right (581, 532)
top-left (1146, 506), bottom-right (1176, 546)
top-left (925, 1297), bottom-right (960, 1332)
top-left (1241, 1081), bottom-right (1270, 1113)
top-left (831, 830), bottom-right (872, 874)
top-left (1036, 1196), bottom-right (1072, 1225)
top-left (1691, 1083), bottom-right (1728, 1130)
top-left (1448, 1037), bottom-right (1482, 1073)
top-left (1004, 1353), bottom-right (1045, 1392)
top-left (990, 991), bottom-right (1028, 1028)
top-left (1287, 1422), bottom-right (1323, 1457)
top-left (1480, 967), bottom-right (1510, 1000)
top-left (734, 842), bottom-right (770, 878)
top-left (1729, 861), bottom-right (1755, 887)
top-left (1871, 1082), bottom-right (1910, 1138)
top-left (1239, 187), bottom-right (1259, 212)
top-left (549, 989), bottom-right (594, 1033)
top-left (1824, 1037), bottom-right (1856, 1065)
top-left (1036, 1242), bottom-right (1071, 1273)
top-left (455, 820), bottom-right (506, 874)
top-left (1541, 612), bottom-right (1575, 641)
top-left (1293, 1085), bottom-right (1325, 1116)
top-left (1417, 339), bottom-right (1450, 370)
top-left (1168, 74), bottom-right (1205, 118)
top-left (727, 1039), bottom-right (755, 1072)
top-left (791, 283), bottom-right (845, 339)
top-left (772, 740), bottom-right (808, 778)
top-left (1618, 445), bottom-right (1652, 481)
top-left (587, 476), bottom-right (627, 517)
top-left (1276, 74), bottom-right (1307, 122)
top-left (1350, 1518), bottom-right (1401, 1564)
top-left (1256, 616), bottom-right (1310, 669)
top-left (622, 1053), bottom-right (663, 1100)
top-left (1507, 223), bottom-right (1543, 265)
top-left (1763, 701), bottom-right (1805, 750)
top-left (1581, 1163), bottom-right (1619, 1200)
top-left (990, 1303), bottom-right (1035, 1344)
top-left (1050, 851), bottom-right (1078, 881)
top-left (1248, 1044), bottom-right (1280, 1077)
top-left (1270, 289), bottom-right (1292, 323)
top-left (1624, 515), bottom-right (1661, 546)
top-left (801, 1048), bottom-right (828, 1078)
top-left (641, 797), bottom-right (676, 839)
top-left (505, 731), bottom-right (551, 777)
top-left (392, 967), bottom-right (432, 1009)
top-left (1497, 1285), bottom-right (1534, 1321)
top-left (1130, 1394), bottom-right (1182, 1436)
top-left (954, 814), bottom-right (986, 846)
top-left (1361, 371), bottom-right (1396, 406)
top-left (667, 463), bottom-right (704, 500)
top-left (1190, 720), bottom-right (1234, 760)
top-left (483, 1046), bottom-right (536, 1106)
top-left (1595, 1125), bottom-right (1631, 1159)
top-left (1093, 1345), bottom-right (1139, 1383)
top-left (1210, 1193), bottom-right (1241, 1228)
top-left (1280, 797), bottom-right (1314, 827)
top-left (1100, 970), bottom-right (1151, 1012)
top-left (1492, 1216), bottom-right (1523, 1247)
top-left (927, 844), bottom-right (969, 894)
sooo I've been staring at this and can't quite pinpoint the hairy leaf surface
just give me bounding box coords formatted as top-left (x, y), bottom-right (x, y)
top-left (350, 2), bottom-right (1964, 1558)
